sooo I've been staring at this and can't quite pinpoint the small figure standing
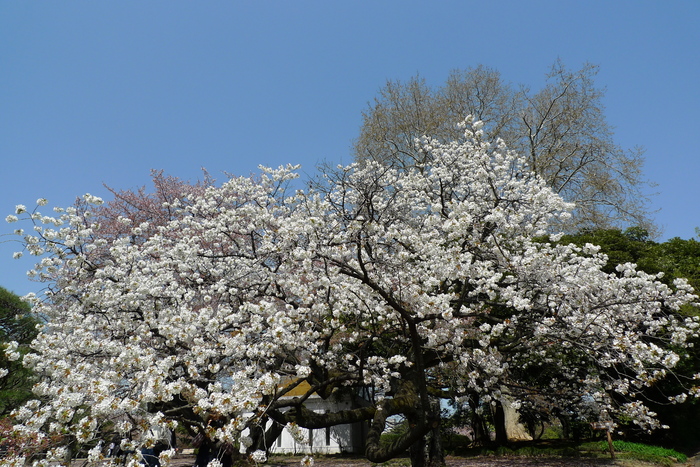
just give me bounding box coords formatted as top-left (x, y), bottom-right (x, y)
top-left (193, 414), bottom-right (233, 467)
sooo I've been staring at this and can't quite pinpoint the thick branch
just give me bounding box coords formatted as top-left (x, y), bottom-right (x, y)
top-left (364, 390), bottom-right (434, 463)
top-left (268, 404), bottom-right (377, 429)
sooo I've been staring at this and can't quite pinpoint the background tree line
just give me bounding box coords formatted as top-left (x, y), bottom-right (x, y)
top-left (0, 286), bottom-right (39, 416)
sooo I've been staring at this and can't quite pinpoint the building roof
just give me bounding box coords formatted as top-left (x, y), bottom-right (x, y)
top-left (282, 379), bottom-right (314, 397)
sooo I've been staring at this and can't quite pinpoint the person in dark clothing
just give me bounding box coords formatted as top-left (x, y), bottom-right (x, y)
top-left (193, 414), bottom-right (233, 467)
top-left (140, 425), bottom-right (174, 467)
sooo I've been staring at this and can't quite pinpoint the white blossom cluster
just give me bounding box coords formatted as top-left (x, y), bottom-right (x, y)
top-left (5, 119), bottom-right (699, 465)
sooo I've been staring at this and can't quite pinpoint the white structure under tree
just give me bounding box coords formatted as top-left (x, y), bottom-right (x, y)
top-left (263, 381), bottom-right (369, 455)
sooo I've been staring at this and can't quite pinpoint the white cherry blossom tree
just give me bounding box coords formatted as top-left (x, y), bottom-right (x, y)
top-left (5, 119), bottom-right (699, 467)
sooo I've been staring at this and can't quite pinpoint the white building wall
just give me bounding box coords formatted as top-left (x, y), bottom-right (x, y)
top-left (249, 395), bottom-right (365, 455)
top-left (271, 423), bottom-right (355, 454)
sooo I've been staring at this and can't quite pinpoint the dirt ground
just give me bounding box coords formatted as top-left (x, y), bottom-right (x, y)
top-left (150, 454), bottom-right (698, 467)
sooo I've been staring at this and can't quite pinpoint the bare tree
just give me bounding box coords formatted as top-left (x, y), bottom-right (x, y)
top-left (354, 75), bottom-right (443, 168)
top-left (354, 61), bottom-right (654, 233)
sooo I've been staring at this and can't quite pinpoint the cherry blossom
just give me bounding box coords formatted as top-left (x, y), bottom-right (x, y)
top-left (5, 119), bottom-right (699, 466)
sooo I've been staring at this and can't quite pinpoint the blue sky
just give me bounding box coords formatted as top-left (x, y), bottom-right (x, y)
top-left (1, 1), bottom-right (699, 296)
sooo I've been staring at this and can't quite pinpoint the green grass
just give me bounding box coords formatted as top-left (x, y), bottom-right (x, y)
top-left (340, 437), bottom-right (690, 466)
top-left (578, 440), bottom-right (687, 466)
top-left (464, 443), bottom-right (583, 459)
top-left (455, 440), bottom-right (688, 466)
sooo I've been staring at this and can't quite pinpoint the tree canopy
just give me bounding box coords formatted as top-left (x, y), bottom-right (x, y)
top-left (5, 120), bottom-right (698, 467)
top-left (559, 228), bottom-right (700, 449)
top-left (0, 286), bottom-right (39, 416)
top-left (354, 61), bottom-right (653, 234)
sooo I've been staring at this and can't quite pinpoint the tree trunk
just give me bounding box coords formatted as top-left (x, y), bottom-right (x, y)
top-left (426, 398), bottom-right (445, 467)
top-left (559, 413), bottom-right (571, 440)
top-left (469, 395), bottom-right (490, 446)
top-left (493, 401), bottom-right (508, 445)
top-left (249, 419), bottom-right (284, 455)
top-left (409, 434), bottom-right (426, 467)
top-left (247, 422), bottom-right (264, 455)
top-left (427, 425), bottom-right (445, 467)
top-left (500, 395), bottom-right (532, 441)
top-left (363, 382), bottom-right (431, 465)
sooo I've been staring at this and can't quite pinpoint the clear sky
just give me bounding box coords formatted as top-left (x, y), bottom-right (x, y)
top-left (1, 1), bottom-right (699, 296)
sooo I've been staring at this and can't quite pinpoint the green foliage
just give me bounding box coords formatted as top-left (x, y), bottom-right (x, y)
top-left (471, 442), bottom-right (586, 459)
top-left (559, 228), bottom-right (659, 276)
top-left (549, 229), bottom-right (700, 450)
top-left (379, 432), bottom-right (404, 447)
top-left (559, 228), bottom-right (700, 298)
top-left (655, 237), bottom-right (700, 307)
top-left (493, 445), bottom-right (514, 456)
top-left (0, 286), bottom-right (35, 342)
top-left (373, 438), bottom-right (688, 466)
top-left (613, 440), bottom-right (686, 462)
top-left (470, 440), bottom-right (686, 465)
top-left (0, 286), bottom-right (40, 416)
top-left (579, 440), bottom-right (686, 465)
